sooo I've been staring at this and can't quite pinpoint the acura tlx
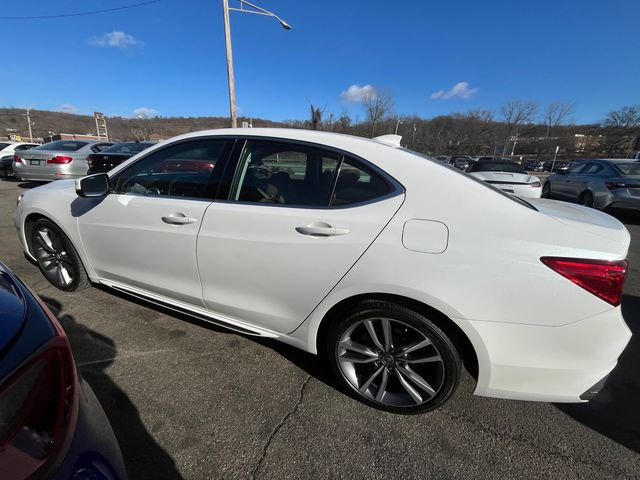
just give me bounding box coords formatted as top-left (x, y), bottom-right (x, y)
top-left (13, 128), bottom-right (631, 413)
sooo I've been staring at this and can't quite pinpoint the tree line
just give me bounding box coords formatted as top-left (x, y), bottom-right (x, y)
top-left (285, 90), bottom-right (640, 159)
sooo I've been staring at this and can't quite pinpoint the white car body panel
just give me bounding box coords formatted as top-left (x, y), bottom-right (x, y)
top-left (197, 196), bottom-right (404, 333)
top-left (468, 171), bottom-right (542, 198)
top-left (13, 128), bottom-right (632, 403)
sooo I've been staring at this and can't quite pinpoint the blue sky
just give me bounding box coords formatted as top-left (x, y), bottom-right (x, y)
top-left (1, 0), bottom-right (638, 124)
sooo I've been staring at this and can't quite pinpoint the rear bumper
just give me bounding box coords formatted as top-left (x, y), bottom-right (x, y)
top-left (13, 162), bottom-right (87, 182)
top-left (607, 194), bottom-right (640, 211)
top-left (468, 307), bottom-right (631, 402)
top-left (492, 183), bottom-right (542, 198)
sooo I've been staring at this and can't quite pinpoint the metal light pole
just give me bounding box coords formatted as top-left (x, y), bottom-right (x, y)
top-left (394, 119), bottom-right (404, 135)
top-left (221, 0), bottom-right (291, 128)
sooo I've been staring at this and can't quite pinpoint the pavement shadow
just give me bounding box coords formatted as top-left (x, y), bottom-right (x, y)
top-left (42, 296), bottom-right (183, 480)
top-left (556, 294), bottom-right (640, 453)
top-left (606, 209), bottom-right (640, 226)
top-left (94, 284), bottom-right (341, 391)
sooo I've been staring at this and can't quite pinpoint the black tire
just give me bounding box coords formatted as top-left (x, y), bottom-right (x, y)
top-left (326, 300), bottom-right (461, 414)
top-left (541, 181), bottom-right (552, 198)
top-left (579, 190), bottom-right (594, 208)
top-left (29, 218), bottom-right (90, 292)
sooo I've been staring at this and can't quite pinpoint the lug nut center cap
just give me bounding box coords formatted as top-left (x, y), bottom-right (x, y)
top-left (380, 353), bottom-right (395, 367)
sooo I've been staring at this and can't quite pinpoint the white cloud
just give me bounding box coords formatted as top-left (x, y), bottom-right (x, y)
top-left (133, 107), bottom-right (158, 118)
top-left (431, 81), bottom-right (478, 100)
top-left (89, 31), bottom-right (142, 49)
top-left (59, 103), bottom-right (78, 114)
top-left (341, 84), bottom-right (375, 103)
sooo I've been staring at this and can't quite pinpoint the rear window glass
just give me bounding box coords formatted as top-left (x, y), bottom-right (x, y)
top-left (616, 163), bottom-right (640, 175)
top-left (402, 148), bottom-right (537, 211)
top-left (102, 143), bottom-right (153, 155)
top-left (0, 143), bottom-right (11, 151)
top-left (331, 158), bottom-right (391, 206)
top-left (468, 162), bottom-right (524, 173)
top-left (33, 141), bottom-right (87, 152)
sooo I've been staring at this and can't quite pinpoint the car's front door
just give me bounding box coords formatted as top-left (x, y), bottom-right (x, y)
top-left (77, 138), bottom-right (233, 307)
top-left (196, 139), bottom-right (404, 333)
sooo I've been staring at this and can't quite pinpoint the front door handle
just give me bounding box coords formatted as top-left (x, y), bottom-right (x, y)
top-left (162, 213), bottom-right (198, 225)
top-left (296, 222), bottom-right (350, 237)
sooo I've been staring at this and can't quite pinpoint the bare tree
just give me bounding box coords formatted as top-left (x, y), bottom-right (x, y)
top-left (361, 87), bottom-right (393, 137)
top-left (543, 101), bottom-right (573, 138)
top-left (500, 100), bottom-right (538, 155)
top-left (604, 105), bottom-right (640, 128)
top-left (309, 103), bottom-right (323, 130)
top-left (601, 105), bottom-right (640, 156)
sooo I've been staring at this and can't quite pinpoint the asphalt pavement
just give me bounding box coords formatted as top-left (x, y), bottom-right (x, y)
top-left (1, 178), bottom-right (639, 480)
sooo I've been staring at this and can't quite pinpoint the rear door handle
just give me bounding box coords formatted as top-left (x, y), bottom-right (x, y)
top-left (162, 213), bottom-right (198, 225)
top-left (296, 223), bottom-right (350, 237)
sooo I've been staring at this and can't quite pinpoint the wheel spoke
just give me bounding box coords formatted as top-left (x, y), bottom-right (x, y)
top-left (35, 231), bottom-right (55, 253)
top-left (364, 320), bottom-right (385, 351)
top-left (395, 368), bottom-right (422, 404)
top-left (340, 352), bottom-right (378, 363)
top-left (405, 354), bottom-right (442, 364)
top-left (381, 318), bottom-right (392, 351)
top-left (359, 366), bottom-right (384, 393)
top-left (44, 261), bottom-right (58, 271)
top-left (397, 365), bottom-right (436, 396)
top-left (400, 339), bottom-right (431, 355)
top-left (56, 265), bottom-right (66, 284)
top-left (375, 368), bottom-right (389, 401)
top-left (340, 339), bottom-right (378, 358)
top-left (60, 256), bottom-right (74, 270)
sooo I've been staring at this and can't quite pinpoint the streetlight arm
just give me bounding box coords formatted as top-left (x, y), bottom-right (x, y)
top-left (230, 0), bottom-right (291, 29)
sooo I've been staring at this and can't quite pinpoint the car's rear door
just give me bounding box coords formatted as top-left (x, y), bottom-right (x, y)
top-left (196, 138), bottom-right (404, 333)
top-left (553, 162), bottom-right (587, 199)
top-left (77, 138), bottom-right (234, 307)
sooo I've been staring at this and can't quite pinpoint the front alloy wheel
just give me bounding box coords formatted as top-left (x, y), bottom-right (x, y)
top-left (30, 219), bottom-right (90, 291)
top-left (328, 301), bottom-right (461, 414)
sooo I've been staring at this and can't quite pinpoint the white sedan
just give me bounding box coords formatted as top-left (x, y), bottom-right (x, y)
top-left (13, 129), bottom-right (631, 413)
top-left (467, 158), bottom-right (542, 198)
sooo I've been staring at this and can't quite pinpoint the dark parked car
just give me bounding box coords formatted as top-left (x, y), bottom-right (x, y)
top-left (87, 141), bottom-right (155, 174)
top-left (0, 144), bottom-right (39, 178)
top-left (522, 159), bottom-right (544, 172)
top-left (542, 159), bottom-right (640, 211)
top-left (543, 160), bottom-right (571, 172)
top-left (0, 262), bottom-right (126, 479)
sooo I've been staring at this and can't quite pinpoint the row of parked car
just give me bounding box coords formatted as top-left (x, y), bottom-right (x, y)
top-left (0, 139), bottom-right (156, 181)
top-left (435, 155), bottom-right (571, 173)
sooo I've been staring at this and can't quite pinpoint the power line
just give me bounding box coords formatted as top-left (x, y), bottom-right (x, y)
top-left (0, 1), bottom-right (161, 20)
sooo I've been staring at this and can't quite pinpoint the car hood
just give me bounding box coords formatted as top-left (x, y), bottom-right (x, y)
top-left (528, 198), bottom-right (630, 251)
top-left (0, 263), bottom-right (26, 354)
top-left (469, 171), bottom-right (535, 183)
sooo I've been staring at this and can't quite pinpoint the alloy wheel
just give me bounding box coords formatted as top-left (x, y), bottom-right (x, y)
top-left (336, 317), bottom-right (445, 408)
top-left (32, 227), bottom-right (75, 288)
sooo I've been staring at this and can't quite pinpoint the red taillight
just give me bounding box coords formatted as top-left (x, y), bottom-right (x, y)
top-left (13, 155), bottom-right (23, 164)
top-left (47, 156), bottom-right (73, 164)
top-left (606, 182), bottom-right (640, 190)
top-left (540, 257), bottom-right (628, 306)
top-left (530, 181), bottom-right (541, 188)
top-left (0, 298), bottom-right (78, 479)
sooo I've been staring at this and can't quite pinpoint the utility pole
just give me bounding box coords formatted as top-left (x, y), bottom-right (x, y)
top-left (511, 133), bottom-right (518, 156)
top-left (222, 0), bottom-right (237, 128)
top-left (26, 108), bottom-right (33, 142)
top-left (221, 0), bottom-right (291, 129)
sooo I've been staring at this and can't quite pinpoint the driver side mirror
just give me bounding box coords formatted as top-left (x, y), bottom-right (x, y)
top-left (75, 173), bottom-right (110, 198)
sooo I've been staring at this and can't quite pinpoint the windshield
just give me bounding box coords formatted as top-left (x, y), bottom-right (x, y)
top-left (33, 140), bottom-right (87, 152)
top-left (615, 162), bottom-right (640, 175)
top-left (469, 162), bottom-right (524, 173)
top-left (401, 148), bottom-right (537, 211)
top-left (102, 142), bottom-right (152, 155)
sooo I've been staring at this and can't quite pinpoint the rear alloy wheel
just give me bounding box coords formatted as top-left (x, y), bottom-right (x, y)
top-left (327, 301), bottom-right (461, 414)
top-left (541, 181), bottom-right (551, 198)
top-left (579, 191), bottom-right (594, 208)
top-left (29, 219), bottom-right (90, 292)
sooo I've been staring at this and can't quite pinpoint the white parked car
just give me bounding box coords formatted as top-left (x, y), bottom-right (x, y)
top-left (13, 129), bottom-right (631, 413)
top-left (467, 158), bottom-right (542, 198)
top-left (0, 141), bottom-right (40, 157)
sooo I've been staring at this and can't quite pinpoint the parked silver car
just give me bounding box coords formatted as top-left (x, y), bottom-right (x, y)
top-left (542, 159), bottom-right (640, 211)
top-left (13, 140), bottom-right (113, 182)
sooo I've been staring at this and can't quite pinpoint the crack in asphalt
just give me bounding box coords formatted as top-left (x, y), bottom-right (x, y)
top-left (439, 407), bottom-right (633, 478)
top-left (251, 375), bottom-right (311, 480)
